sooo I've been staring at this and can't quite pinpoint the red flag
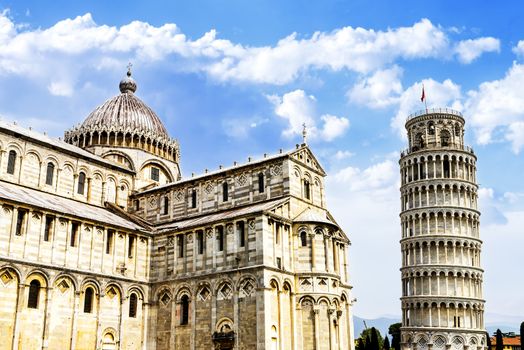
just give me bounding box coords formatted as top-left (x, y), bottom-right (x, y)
top-left (421, 85), bottom-right (426, 102)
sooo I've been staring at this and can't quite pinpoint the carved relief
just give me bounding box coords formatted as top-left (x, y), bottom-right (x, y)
top-left (236, 173), bottom-right (247, 186)
top-left (174, 190), bottom-right (184, 202)
top-left (270, 164), bottom-right (282, 176)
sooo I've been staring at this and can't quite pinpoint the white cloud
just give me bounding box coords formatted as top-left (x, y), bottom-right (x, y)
top-left (347, 66), bottom-right (403, 108)
top-left (268, 90), bottom-right (349, 142)
top-left (0, 12), bottom-right (502, 92)
top-left (48, 80), bottom-right (74, 96)
top-left (464, 62), bottom-right (524, 152)
top-left (326, 156), bottom-right (400, 317)
top-left (454, 37), bottom-right (500, 64)
top-left (333, 150), bottom-right (354, 160)
top-left (221, 116), bottom-right (268, 139)
top-left (512, 40), bottom-right (524, 57)
top-left (391, 78), bottom-right (462, 138)
top-left (332, 159), bottom-right (398, 192)
top-left (320, 114), bottom-right (350, 141)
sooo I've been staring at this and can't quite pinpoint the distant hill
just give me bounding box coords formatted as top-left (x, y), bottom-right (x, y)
top-left (354, 315), bottom-right (522, 340)
top-left (353, 316), bottom-right (401, 339)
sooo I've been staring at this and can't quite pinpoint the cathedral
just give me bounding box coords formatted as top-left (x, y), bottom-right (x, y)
top-left (0, 69), bottom-right (354, 350)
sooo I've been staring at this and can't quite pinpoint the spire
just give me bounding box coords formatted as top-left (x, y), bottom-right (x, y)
top-left (302, 122), bottom-right (307, 145)
top-left (119, 62), bottom-right (137, 94)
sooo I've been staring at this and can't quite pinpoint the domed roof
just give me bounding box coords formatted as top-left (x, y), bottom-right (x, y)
top-left (78, 68), bottom-right (169, 139)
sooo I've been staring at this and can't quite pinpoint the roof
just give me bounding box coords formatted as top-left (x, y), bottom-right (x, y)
top-left (138, 144), bottom-right (325, 195)
top-left (73, 71), bottom-right (169, 140)
top-left (0, 180), bottom-right (146, 231)
top-left (156, 197), bottom-right (289, 232)
top-left (490, 336), bottom-right (521, 346)
top-left (0, 119), bottom-right (132, 173)
top-left (294, 208), bottom-right (336, 226)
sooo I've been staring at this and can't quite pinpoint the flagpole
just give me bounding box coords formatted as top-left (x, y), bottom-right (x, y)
top-left (422, 84), bottom-right (428, 113)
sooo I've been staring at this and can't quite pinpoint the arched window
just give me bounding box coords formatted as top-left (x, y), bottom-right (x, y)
top-left (180, 295), bottom-right (189, 325)
top-left (129, 293), bottom-right (138, 318)
top-left (191, 189), bottom-right (197, 208)
top-left (455, 123), bottom-right (461, 137)
top-left (77, 172), bottom-right (86, 195)
top-left (27, 279), bottom-right (40, 309)
top-left (7, 150), bottom-right (16, 175)
top-left (300, 231), bottom-right (308, 247)
top-left (428, 122), bottom-right (435, 135)
top-left (45, 162), bottom-right (55, 185)
top-left (414, 133), bottom-right (424, 150)
top-left (440, 129), bottom-right (451, 147)
top-left (222, 181), bottom-right (229, 202)
top-left (258, 173), bottom-right (265, 193)
top-left (303, 180), bottom-right (311, 200)
top-left (163, 196), bottom-right (169, 215)
top-left (84, 287), bottom-right (94, 313)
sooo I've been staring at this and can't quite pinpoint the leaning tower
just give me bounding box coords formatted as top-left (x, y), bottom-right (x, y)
top-left (399, 108), bottom-right (486, 350)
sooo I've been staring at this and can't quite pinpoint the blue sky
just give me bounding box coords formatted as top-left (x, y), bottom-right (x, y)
top-left (0, 0), bottom-right (523, 323)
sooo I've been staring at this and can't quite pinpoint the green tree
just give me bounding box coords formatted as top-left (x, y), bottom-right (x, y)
top-left (486, 332), bottom-right (492, 350)
top-left (384, 335), bottom-right (391, 350)
top-left (496, 329), bottom-right (503, 350)
top-left (389, 323), bottom-right (402, 350)
top-left (370, 328), bottom-right (380, 350)
top-left (355, 328), bottom-right (385, 350)
top-left (356, 338), bottom-right (365, 350)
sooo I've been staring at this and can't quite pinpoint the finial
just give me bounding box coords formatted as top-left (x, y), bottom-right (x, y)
top-left (119, 63), bottom-right (137, 94)
top-left (302, 122), bottom-right (307, 145)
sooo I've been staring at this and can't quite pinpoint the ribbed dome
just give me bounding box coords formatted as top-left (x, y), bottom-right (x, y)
top-left (79, 69), bottom-right (169, 139)
top-left (81, 91), bottom-right (169, 139)
top-left (64, 68), bottom-right (180, 164)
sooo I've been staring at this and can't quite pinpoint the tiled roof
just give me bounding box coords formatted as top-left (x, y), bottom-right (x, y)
top-left (0, 119), bottom-right (131, 172)
top-left (294, 208), bottom-right (336, 226)
top-left (490, 336), bottom-right (521, 346)
top-left (0, 180), bottom-right (146, 231)
top-left (156, 197), bottom-right (288, 232)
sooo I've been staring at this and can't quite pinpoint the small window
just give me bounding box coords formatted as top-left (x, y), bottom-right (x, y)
top-left (191, 189), bottom-right (197, 209)
top-left (134, 199), bottom-right (140, 211)
top-left (44, 215), bottom-right (54, 241)
top-left (7, 150), bottom-right (16, 175)
top-left (70, 222), bottom-right (80, 247)
top-left (197, 230), bottom-right (204, 255)
top-left (84, 287), bottom-right (94, 313)
top-left (300, 231), bottom-right (308, 247)
top-left (129, 293), bottom-right (138, 318)
top-left (77, 172), bottom-right (86, 195)
top-left (258, 173), bottom-right (265, 193)
top-left (106, 230), bottom-right (114, 254)
top-left (178, 235), bottom-right (185, 258)
top-left (275, 223), bottom-right (281, 245)
top-left (237, 222), bottom-right (245, 248)
top-left (128, 235), bottom-right (135, 258)
top-left (217, 226), bottom-right (224, 251)
top-left (304, 180), bottom-right (311, 200)
top-left (222, 182), bottom-right (229, 202)
top-left (45, 162), bottom-right (55, 185)
top-left (151, 167), bottom-right (160, 182)
top-left (27, 279), bottom-right (40, 309)
top-left (441, 129), bottom-right (451, 147)
top-left (163, 196), bottom-right (169, 215)
top-left (180, 295), bottom-right (189, 325)
top-left (428, 122), bottom-right (435, 135)
top-left (15, 209), bottom-right (27, 236)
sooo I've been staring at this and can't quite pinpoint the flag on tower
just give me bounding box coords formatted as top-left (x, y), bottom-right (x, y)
top-left (421, 85), bottom-right (426, 102)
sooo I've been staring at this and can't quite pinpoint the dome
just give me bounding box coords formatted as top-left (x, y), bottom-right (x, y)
top-left (64, 68), bottom-right (180, 164)
top-left (78, 69), bottom-right (169, 139)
